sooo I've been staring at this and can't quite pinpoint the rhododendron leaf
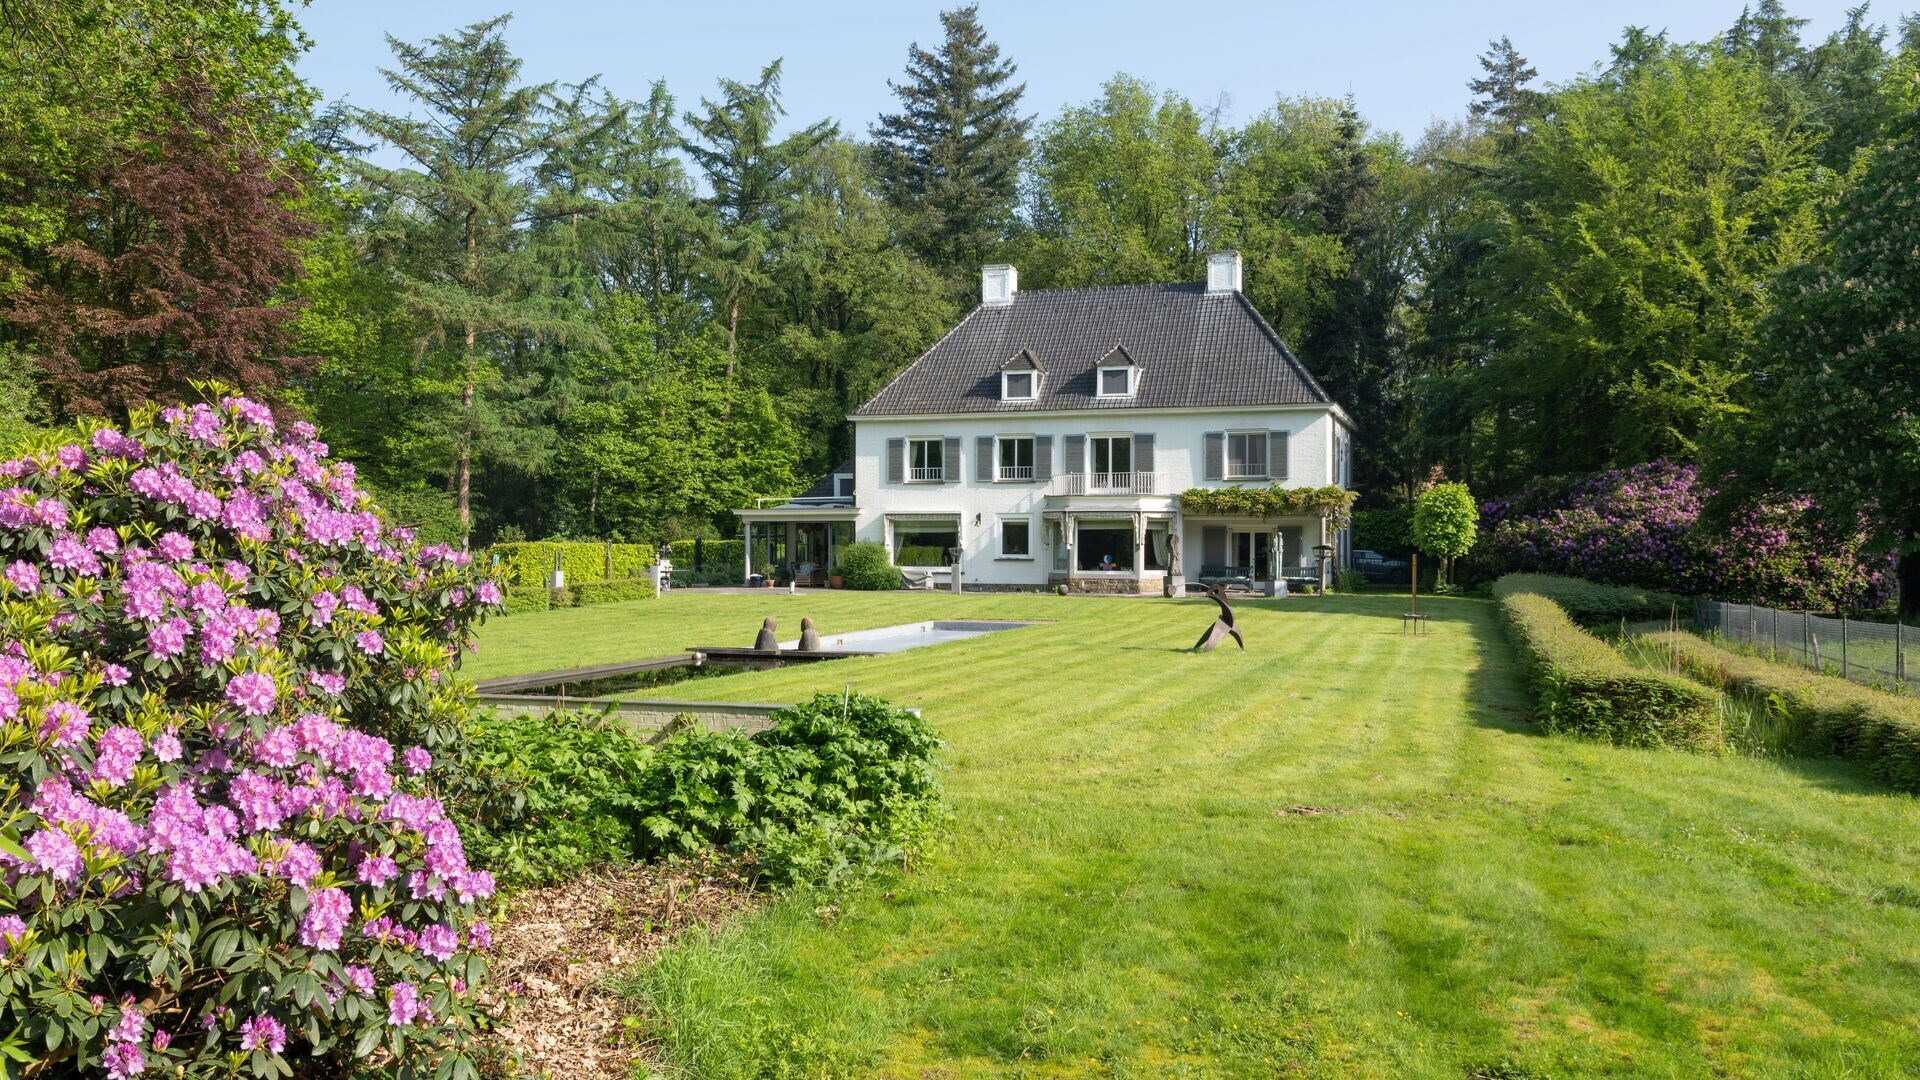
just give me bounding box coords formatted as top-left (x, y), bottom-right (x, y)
top-left (0, 832), bottom-right (26, 863)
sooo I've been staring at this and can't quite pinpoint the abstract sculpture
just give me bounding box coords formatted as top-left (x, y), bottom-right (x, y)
top-left (1186, 582), bottom-right (1245, 652)
top-left (753, 616), bottom-right (779, 652)
top-left (798, 616), bottom-right (822, 651)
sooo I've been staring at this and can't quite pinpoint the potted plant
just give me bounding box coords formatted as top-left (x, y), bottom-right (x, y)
top-left (829, 573), bottom-right (845, 589)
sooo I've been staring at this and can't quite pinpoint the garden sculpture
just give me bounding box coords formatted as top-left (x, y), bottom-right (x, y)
top-left (799, 617), bottom-right (822, 651)
top-left (1186, 582), bottom-right (1245, 652)
top-left (753, 616), bottom-right (779, 652)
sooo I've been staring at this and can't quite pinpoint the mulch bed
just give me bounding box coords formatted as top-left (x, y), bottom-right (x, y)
top-left (481, 861), bottom-right (758, 1078)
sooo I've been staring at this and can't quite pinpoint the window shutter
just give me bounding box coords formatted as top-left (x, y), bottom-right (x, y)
top-left (1133, 432), bottom-right (1155, 475)
top-left (1203, 526), bottom-right (1228, 567)
top-left (887, 438), bottom-right (904, 484)
top-left (1268, 430), bottom-right (1289, 481)
top-left (976, 436), bottom-right (994, 482)
top-left (1034, 435), bottom-right (1053, 481)
top-left (943, 437), bottom-right (960, 482)
top-left (1064, 434), bottom-right (1085, 474)
top-left (1203, 432), bottom-right (1224, 481)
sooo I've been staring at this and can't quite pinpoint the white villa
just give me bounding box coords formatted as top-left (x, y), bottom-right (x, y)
top-left (736, 252), bottom-right (1355, 595)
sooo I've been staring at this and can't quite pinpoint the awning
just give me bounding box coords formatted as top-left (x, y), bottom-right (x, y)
top-left (884, 512), bottom-right (962, 524)
top-left (734, 506), bottom-right (859, 522)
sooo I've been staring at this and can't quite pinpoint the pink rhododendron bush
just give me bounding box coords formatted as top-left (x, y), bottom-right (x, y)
top-left (0, 396), bottom-right (506, 1076)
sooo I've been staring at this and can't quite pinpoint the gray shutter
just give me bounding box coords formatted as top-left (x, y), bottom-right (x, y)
top-left (887, 438), bottom-right (904, 484)
top-left (1203, 432), bottom-right (1224, 481)
top-left (943, 436), bottom-right (960, 483)
top-left (1064, 434), bottom-right (1085, 474)
top-left (1203, 526), bottom-right (1228, 567)
top-left (1034, 435), bottom-right (1053, 481)
top-left (976, 436), bottom-right (994, 482)
top-left (1268, 430), bottom-right (1289, 481)
top-left (1133, 433), bottom-right (1155, 475)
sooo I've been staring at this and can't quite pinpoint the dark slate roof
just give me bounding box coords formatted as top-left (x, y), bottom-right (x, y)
top-left (790, 458), bottom-right (854, 503)
top-left (855, 284), bottom-right (1333, 416)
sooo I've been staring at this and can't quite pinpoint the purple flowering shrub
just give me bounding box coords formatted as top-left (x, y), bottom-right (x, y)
top-left (1479, 461), bottom-right (1892, 610)
top-left (0, 395), bottom-right (506, 1077)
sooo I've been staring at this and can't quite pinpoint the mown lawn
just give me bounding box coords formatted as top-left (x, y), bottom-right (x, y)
top-left (470, 591), bottom-right (1920, 1077)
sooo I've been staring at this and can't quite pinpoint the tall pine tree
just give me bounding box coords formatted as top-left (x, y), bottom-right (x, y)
top-left (870, 4), bottom-right (1030, 272)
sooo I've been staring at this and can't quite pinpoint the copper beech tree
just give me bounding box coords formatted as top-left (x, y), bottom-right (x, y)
top-left (1, 78), bottom-right (314, 418)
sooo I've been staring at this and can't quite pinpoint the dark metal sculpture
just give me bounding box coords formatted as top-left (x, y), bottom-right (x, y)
top-left (798, 616), bottom-right (822, 651)
top-left (1186, 582), bottom-right (1245, 652)
top-left (753, 616), bottom-right (779, 652)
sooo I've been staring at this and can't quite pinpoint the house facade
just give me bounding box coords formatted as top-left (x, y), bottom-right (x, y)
top-left (737, 252), bottom-right (1354, 595)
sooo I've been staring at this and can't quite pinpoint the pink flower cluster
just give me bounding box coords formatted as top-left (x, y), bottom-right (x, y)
top-left (0, 395), bottom-right (507, 1072)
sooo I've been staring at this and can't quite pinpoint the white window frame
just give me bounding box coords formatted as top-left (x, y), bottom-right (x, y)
top-left (998, 516), bottom-right (1033, 559)
top-left (996, 435), bottom-right (1035, 481)
top-left (1225, 430), bottom-right (1269, 480)
top-left (906, 437), bottom-right (944, 483)
top-left (1088, 433), bottom-right (1133, 489)
top-left (1001, 370), bottom-right (1037, 401)
top-left (1096, 366), bottom-right (1135, 398)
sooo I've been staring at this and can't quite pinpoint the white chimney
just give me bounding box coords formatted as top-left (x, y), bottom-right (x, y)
top-left (981, 264), bottom-right (1018, 305)
top-left (1206, 251), bottom-right (1243, 294)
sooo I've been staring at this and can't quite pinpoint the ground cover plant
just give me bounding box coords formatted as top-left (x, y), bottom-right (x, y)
top-left (0, 396), bottom-right (505, 1076)
top-left (472, 589), bottom-right (1920, 1076)
top-left (1494, 577), bottom-right (1718, 748)
top-left (1645, 630), bottom-right (1920, 792)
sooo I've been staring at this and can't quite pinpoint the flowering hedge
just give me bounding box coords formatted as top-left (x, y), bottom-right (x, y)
top-left (0, 395), bottom-right (505, 1076)
top-left (1478, 461), bottom-right (1892, 611)
top-left (1177, 485), bottom-right (1358, 529)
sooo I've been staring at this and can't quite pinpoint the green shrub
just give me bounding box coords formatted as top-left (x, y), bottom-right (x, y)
top-left (488, 540), bottom-right (656, 591)
top-left (668, 538), bottom-right (745, 577)
top-left (549, 585), bottom-right (575, 608)
top-left (574, 575), bottom-right (658, 605)
top-left (839, 541), bottom-right (902, 590)
top-left (1353, 507), bottom-right (1414, 556)
top-left (1646, 631), bottom-right (1920, 790)
top-left (1497, 588), bottom-right (1719, 749)
top-left (501, 585), bottom-right (550, 615)
top-left (1493, 573), bottom-right (1681, 629)
top-left (633, 693), bottom-right (944, 886)
top-left (1334, 569), bottom-right (1368, 593)
top-left (466, 710), bottom-right (658, 885)
top-left (895, 544), bottom-right (949, 568)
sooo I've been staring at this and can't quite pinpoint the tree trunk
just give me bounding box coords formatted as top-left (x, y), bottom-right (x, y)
top-left (725, 293), bottom-right (740, 379)
top-left (1899, 549), bottom-right (1920, 622)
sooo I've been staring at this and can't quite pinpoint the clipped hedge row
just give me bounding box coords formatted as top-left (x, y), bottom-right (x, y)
top-left (1493, 573), bottom-right (1681, 629)
top-left (576, 576), bottom-right (658, 604)
top-left (1646, 631), bottom-right (1920, 791)
top-left (489, 541), bottom-right (655, 591)
top-left (1496, 584), bottom-right (1719, 749)
top-left (668, 538), bottom-right (745, 576)
top-left (839, 541), bottom-right (902, 590)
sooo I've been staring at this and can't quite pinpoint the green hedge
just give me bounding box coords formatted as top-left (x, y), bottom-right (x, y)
top-left (668, 538), bottom-right (745, 577)
top-left (1647, 631), bottom-right (1920, 791)
top-left (895, 544), bottom-right (948, 568)
top-left (1493, 573), bottom-right (1681, 629)
top-left (488, 541), bottom-right (655, 591)
top-left (839, 541), bottom-right (901, 590)
top-left (500, 586), bottom-right (551, 616)
top-left (1352, 507), bottom-right (1414, 557)
top-left (1496, 585), bottom-right (1719, 749)
top-left (575, 576), bottom-right (657, 605)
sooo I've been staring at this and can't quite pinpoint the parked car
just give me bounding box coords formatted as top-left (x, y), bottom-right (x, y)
top-left (1351, 548), bottom-right (1411, 584)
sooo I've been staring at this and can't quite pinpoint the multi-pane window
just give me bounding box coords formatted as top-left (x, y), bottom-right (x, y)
top-left (1003, 371), bottom-right (1035, 400)
top-left (907, 438), bottom-right (943, 482)
top-left (1000, 518), bottom-right (1031, 557)
top-left (1226, 431), bottom-right (1268, 479)
top-left (1098, 367), bottom-right (1133, 396)
top-left (998, 436), bottom-right (1034, 480)
top-left (1090, 435), bottom-right (1132, 479)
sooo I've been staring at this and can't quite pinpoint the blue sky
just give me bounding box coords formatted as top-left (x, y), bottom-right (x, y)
top-left (297, 1), bottom-right (1904, 142)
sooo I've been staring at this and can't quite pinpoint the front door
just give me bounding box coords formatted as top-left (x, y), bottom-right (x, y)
top-left (1229, 530), bottom-right (1270, 580)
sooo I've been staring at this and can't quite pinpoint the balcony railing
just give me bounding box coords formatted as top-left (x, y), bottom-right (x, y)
top-left (1050, 471), bottom-right (1161, 496)
top-left (997, 465), bottom-right (1034, 481)
top-left (908, 466), bottom-right (945, 482)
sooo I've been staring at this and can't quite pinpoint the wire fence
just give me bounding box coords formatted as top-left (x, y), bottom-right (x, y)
top-left (1693, 599), bottom-right (1916, 693)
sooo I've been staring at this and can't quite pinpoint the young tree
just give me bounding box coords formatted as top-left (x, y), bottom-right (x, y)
top-left (870, 3), bottom-right (1030, 271)
top-left (351, 16), bottom-right (600, 539)
top-left (1412, 481), bottom-right (1477, 587)
top-left (1744, 111), bottom-right (1920, 617)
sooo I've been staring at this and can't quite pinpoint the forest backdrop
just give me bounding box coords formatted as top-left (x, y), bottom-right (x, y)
top-left (1, 0), bottom-right (1917, 608)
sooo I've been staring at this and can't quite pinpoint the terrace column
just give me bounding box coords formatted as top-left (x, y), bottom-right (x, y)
top-left (1266, 530), bottom-right (1280, 597)
top-left (1065, 512), bottom-right (1077, 590)
top-left (1167, 509), bottom-right (1185, 598)
top-left (742, 521), bottom-right (753, 585)
top-left (1133, 510), bottom-right (1146, 593)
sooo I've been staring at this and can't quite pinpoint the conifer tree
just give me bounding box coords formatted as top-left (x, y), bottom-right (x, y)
top-left (1467, 36), bottom-right (1543, 128)
top-left (871, 4), bottom-right (1030, 271)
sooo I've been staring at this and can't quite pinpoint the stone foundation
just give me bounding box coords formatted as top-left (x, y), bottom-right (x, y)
top-left (1048, 575), bottom-right (1161, 596)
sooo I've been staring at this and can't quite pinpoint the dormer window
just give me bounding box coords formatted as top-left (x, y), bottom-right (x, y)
top-left (1096, 344), bottom-right (1140, 398)
top-left (999, 348), bottom-right (1044, 402)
